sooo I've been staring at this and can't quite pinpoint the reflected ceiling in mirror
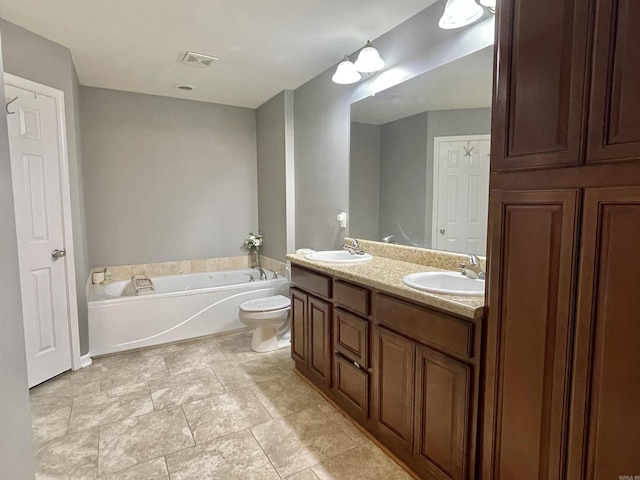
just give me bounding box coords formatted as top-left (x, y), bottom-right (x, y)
top-left (349, 46), bottom-right (494, 255)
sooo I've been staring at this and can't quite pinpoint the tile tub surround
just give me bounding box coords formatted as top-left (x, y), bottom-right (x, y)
top-left (30, 330), bottom-right (413, 479)
top-left (89, 255), bottom-right (288, 282)
top-left (287, 240), bottom-right (485, 319)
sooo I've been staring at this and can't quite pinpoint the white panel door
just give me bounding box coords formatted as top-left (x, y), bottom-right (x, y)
top-left (6, 83), bottom-right (72, 387)
top-left (433, 136), bottom-right (490, 255)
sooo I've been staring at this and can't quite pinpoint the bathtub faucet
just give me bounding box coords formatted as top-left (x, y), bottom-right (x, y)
top-left (257, 267), bottom-right (268, 281)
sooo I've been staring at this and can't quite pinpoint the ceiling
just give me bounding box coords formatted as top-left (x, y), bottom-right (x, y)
top-left (350, 46), bottom-right (494, 125)
top-left (0, 0), bottom-right (440, 108)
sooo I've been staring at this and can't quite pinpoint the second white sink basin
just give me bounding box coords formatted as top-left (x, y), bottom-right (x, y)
top-left (305, 250), bottom-right (373, 264)
top-left (403, 271), bottom-right (485, 297)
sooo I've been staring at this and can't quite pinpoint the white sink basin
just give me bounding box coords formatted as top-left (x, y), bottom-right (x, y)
top-left (305, 250), bottom-right (373, 264)
top-left (402, 271), bottom-right (485, 297)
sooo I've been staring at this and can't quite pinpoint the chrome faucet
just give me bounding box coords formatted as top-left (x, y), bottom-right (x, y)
top-left (459, 254), bottom-right (485, 280)
top-left (382, 235), bottom-right (396, 244)
top-left (257, 267), bottom-right (268, 281)
top-left (343, 237), bottom-right (364, 255)
top-left (272, 268), bottom-right (288, 279)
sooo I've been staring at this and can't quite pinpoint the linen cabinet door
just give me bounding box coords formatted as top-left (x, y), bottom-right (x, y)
top-left (414, 345), bottom-right (471, 480)
top-left (307, 295), bottom-right (332, 388)
top-left (373, 326), bottom-right (415, 455)
top-left (290, 288), bottom-right (308, 366)
top-left (483, 190), bottom-right (580, 480)
top-left (587, 0), bottom-right (640, 163)
top-left (567, 187), bottom-right (640, 479)
top-left (491, 0), bottom-right (591, 171)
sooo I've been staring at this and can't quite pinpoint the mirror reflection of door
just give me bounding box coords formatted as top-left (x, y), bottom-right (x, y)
top-left (432, 135), bottom-right (490, 255)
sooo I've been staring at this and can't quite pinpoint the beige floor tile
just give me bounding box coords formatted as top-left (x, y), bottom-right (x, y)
top-left (30, 369), bottom-right (101, 401)
top-left (98, 407), bottom-right (194, 476)
top-left (68, 391), bottom-right (154, 433)
top-left (35, 428), bottom-right (98, 480)
top-left (250, 375), bottom-right (323, 418)
top-left (166, 430), bottom-right (279, 480)
top-left (149, 368), bottom-right (225, 409)
top-left (182, 388), bottom-right (272, 444)
top-left (217, 332), bottom-right (265, 363)
top-left (99, 355), bottom-right (169, 391)
top-left (315, 402), bottom-right (369, 445)
top-left (284, 469), bottom-right (322, 480)
top-left (162, 344), bottom-right (229, 374)
top-left (102, 457), bottom-right (169, 480)
top-left (31, 403), bottom-right (71, 445)
top-left (311, 443), bottom-right (414, 480)
top-left (263, 347), bottom-right (296, 374)
top-left (251, 407), bottom-right (356, 477)
top-left (212, 358), bottom-right (286, 390)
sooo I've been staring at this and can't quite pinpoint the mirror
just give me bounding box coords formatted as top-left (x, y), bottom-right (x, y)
top-left (349, 46), bottom-right (493, 255)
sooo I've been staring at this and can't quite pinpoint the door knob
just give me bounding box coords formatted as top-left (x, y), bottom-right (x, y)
top-left (51, 249), bottom-right (66, 260)
top-left (439, 228), bottom-right (446, 234)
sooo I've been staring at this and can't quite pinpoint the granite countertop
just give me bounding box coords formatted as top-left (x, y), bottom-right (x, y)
top-left (287, 252), bottom-right (486, 320)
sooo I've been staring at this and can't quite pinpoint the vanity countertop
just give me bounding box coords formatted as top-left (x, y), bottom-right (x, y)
top-left (287, 252), bottom-right (486, 320)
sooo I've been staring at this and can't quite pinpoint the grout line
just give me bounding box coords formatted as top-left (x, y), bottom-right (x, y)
top-left (249, 429), bottom-right (282, 478)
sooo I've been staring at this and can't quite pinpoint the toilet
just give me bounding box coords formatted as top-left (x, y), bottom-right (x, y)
top-left (238, 295), bottom-right (291, 352)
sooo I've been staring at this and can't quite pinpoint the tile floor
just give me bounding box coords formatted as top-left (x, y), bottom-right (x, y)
top-left (30, 330), bottom-right (413, 479)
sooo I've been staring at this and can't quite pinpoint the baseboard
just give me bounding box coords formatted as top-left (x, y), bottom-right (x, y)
top-left (80, 353), bottom-right (93, 368)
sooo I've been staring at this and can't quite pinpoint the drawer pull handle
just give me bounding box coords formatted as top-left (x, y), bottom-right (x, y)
top-left (353, 361), bottom-right (360, 369)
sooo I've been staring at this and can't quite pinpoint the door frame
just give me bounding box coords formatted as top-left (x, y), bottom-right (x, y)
top-left (430, 134), bottom-right (491, 250)
top-left (4, 72), bottom-right (82, 372)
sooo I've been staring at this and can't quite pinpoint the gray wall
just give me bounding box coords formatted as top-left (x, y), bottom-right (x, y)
top-left (256, 90), bottom-right (295, 261)
top-left (0, 19), bottom-right (91, 354)
top-left (81, 87), bottom-right (258, 267)
top-left (349, 122), bottom-right (380, 241)
top-left (379, 112), bottom-right (429, 247)
top-left (294, 0), bottom-right (494, 249)
top-left (0, 32), bottom-right (36, 479)
top-left (424, 107), bottom-right (491, 245)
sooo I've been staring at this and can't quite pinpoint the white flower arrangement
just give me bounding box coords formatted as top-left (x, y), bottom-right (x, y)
top-left (243, 232), bottom-right (263, 252)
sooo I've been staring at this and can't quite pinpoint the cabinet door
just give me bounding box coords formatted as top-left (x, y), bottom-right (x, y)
top-left (334, 354), bottom-right (369, 421)
top-left (308, 296), bottom-right (332, 387)
top-left (567, 187), bottom-right (640, 479)
top-left (588, 0), bottom-right (640, 163)
top-left (491, 0), bottom-right (590, 171)
top-left (374, 326), bottom-right (415, 454)
top-left (414, 345), bottom-right (471, 480)
top-left (290, 288), bottom-right (308, 365)
top-left (483, 190), bottom-right (580, 480)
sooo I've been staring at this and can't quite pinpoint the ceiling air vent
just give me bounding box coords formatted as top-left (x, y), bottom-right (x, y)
top-left (181, 51), bottom-right (218, 68)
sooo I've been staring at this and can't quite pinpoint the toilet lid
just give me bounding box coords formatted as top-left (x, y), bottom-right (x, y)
top-left (240, 295), bottom-right (291, 312)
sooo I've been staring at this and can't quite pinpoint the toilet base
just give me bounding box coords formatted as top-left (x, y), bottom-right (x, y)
top-left (251, 326), bottom-right (291, 353)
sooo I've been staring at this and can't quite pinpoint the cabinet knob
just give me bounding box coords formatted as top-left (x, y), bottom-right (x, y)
top-left (439, 228), bottom-right (446, 234)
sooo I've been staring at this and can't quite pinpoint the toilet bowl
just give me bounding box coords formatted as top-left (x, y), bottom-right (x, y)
top-left (238, 295), bottom-right (291, 352)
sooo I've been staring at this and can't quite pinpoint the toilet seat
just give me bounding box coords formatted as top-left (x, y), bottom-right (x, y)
top-left (240, 295), bottom-right (290, 313)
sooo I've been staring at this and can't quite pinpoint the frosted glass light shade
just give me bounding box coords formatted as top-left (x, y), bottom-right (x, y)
top-left (332, 58), bottom-right (361, 84)
top-left (479, 0), bottom-right (496, 7)
top-left (439, 0), bottom-right (484, 29)
top-left (354, 42), bottom-right (385, 73)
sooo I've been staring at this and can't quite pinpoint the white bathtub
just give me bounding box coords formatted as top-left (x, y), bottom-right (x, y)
top-left (88, 268), bottom-right (289, 356)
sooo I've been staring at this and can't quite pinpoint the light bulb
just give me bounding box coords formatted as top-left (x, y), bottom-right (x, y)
top-left (332, 57), bottom-right (361, 84)
top-left (354, 41), bottom-right (385, 73)
top-left (439, 0), bottom-right (485, 29)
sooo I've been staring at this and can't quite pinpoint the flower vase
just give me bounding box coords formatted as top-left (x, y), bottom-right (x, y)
top-left (250, 249), bottom-right (261, 269)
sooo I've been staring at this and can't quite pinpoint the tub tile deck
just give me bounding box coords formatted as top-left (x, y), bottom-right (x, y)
top-left (30, 330), bottom-right (413, 479)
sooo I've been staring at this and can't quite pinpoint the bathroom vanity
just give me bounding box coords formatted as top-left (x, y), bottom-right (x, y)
top-left (288, 245), bottom-right (485, 480)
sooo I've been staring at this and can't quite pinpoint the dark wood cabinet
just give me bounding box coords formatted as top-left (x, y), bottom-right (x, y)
top-left (290, 286), bottom-right (332, 388)
top-left (414, 345), bottom-right (471, 480)
top-left (334, 354), bottom-right (369, 421)
top-left (491, 0), bottom-right (590, 171)
top-left (588, 0), bottom-right (640, 163)
top-left (486, 0), bottom-right (640, 478)
top-left (373, 326), bottom-right (415, 454)
top-left (567, 186), bottom-right (640, 479)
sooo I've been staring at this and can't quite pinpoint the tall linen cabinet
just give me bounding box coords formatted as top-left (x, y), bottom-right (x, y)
top-left (483, 0), bottom-right (640, 479)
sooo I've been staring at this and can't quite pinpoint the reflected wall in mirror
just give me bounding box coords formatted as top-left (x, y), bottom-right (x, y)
top-left (349, 46), bottom-right (493, 255)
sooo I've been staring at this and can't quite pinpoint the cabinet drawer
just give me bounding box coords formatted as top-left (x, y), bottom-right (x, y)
top-left (334, 308), bottom-right (369, 367)
top-left (375, 294), bottom-right (474, 359)
top-left (334, 354), bottom-right (369, 420)
top-left (334, 280), bottom-right (370, 316)
top-left (291, 266), bottom-right (332, 299)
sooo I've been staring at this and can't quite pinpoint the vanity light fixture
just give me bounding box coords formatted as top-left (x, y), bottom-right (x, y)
top-left (332, 41), bottom-right (385, 85)
top-left (332, 56), bottom-right (362, 84)
top-left (439, 0), bottom-right (486, 30)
